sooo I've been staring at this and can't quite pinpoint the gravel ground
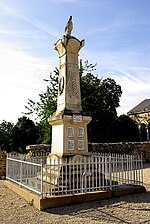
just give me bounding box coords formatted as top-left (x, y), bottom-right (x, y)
top-left (0, 163), bottom-right (150, 224)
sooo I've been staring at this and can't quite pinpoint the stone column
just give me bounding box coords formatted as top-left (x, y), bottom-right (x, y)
top-left (146, 125), bottom-right (149, 141)
top-left (138, 124), bottom-right (142, 141)
top-left (53, 35), bottom-right (84, 116)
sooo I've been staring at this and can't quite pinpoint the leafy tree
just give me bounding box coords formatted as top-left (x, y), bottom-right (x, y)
top-left (25, 69), bottom-right (58, 121)
top-left (81, 73), bottom-right (122, 142)
top-left (110, 115), bottom-right (139, 142)
top-left (0, 120), bottom-right (14, 152)
top-left (12, 116), bottom-right (38, 153)
top-left (36, 121), bottom-right (51, 144)
top-left (24, 69), bottom-right (58, 143)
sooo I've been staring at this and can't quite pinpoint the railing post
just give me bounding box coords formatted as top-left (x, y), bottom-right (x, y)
top-left (127, 155), bottom-right (129, 185)
top-left (109, 155), bottom-right (112, 190)
top-left (6, 154), bottom-right (8, 178)
top-left (41, 158), bottom-right (43, 198)
top-left (20, 156), bottom-right (23, 184)
top-left (141, 156), bottom-right (143, 186)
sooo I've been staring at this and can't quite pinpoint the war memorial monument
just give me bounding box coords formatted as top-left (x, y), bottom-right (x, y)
top-left (4, 17), bottom-right (145, 210)
top-left (48, 16), bottom-right (91, 157)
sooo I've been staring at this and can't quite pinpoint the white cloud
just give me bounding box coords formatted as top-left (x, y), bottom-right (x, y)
top-left (109, 69), bottom-right (150, 115)
top-left (0, 41), bottom-right (57, 123)
top-left (0, 28), bottom-right (41, 39)
top-left (0, 2), bottom-right (59, 38)
top-left (0, 1), bottom-right (17, 16)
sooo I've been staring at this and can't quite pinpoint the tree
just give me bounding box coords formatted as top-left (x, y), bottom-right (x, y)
top-left (110, 115), bottom-right (139, 142)
top-left (0, 120), bottom-right (14, 152)
top-left (24, 69), bottom-right (58, 143)
top-left (81, 73), bottom-right (122, 142)
top-left (25, 69), bottom-right (58, 121)
top-left (12, 116), bottom-right (38, 153)
top-left (24, 61), bottom-right (122, 143)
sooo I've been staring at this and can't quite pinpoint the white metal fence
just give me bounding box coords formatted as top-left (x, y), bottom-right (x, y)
top-left (6, 153), bottom-right (143, 197)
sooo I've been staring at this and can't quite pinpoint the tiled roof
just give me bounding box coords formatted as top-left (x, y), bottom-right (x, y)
top-left (128, 99), bottom-right (150, 114)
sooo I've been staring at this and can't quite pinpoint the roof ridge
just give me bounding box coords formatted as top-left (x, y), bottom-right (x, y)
top-left (128, 99), bottom-right (150, 114)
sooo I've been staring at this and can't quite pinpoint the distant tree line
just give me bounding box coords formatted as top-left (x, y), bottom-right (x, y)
top-left (0, 61), bottom-right (139, 153)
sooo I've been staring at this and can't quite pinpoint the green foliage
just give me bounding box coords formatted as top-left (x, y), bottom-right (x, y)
top-left (37, 121), bottom-right (51, 144)
top-left (24, 69), bottom-right (58, 144)
top-left (80, 61), bottom-right (122, 142)
top-left (110, 115), bottom-right (139, 142)
top-left (25, 69), bottom-right (58, 121)
top-left (0, 120), bottom-right (14, 152)
top-left (12, 116), bottom-right (38, 153)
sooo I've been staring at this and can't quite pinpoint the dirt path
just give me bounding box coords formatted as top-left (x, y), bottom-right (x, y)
top-left (0, 163), bottom-right (150, 224)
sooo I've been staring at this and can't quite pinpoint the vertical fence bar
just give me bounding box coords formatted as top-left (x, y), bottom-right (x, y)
top-left (76, 159), bottom-right (79, 193)
top-left (91, 156), bottom-right (94, 191)
top-left (50, 159), bottom-right (52, 196)
top-left (95, 156), bottom-right (98, 190)
top-left (141, 156), bottom-right (143, 186)
top-left (109, 155), bottom-right (112, 190)
top-left (124, 155), bottom-right (127, 184)
top-left (121, 155), bottom-right (124, 185)
top-left (81, 158), bottom-right (84, 193)
top-left (53, 159), bottom-right (56, 195)
top-left (57, 158), bottom-right (60, 195)
top-left (65, 158), bottom-right (68, 194)
top-left (69, 159), bottom-right (71, 194)
top-left (127, 155), bottom-right (129, 185)
top-left (41, 159), bottom-right (43, 198)
top-left (88, 157), bottom-right (92, 191)
top-left (20, 157), bottom-right (23, 184)
top-left (6, 154), bottom-right (8, 178)
top-left (102, 155), bottom-right (105, 190)
top-left (61, 158), bottom-right (64, 195)
top-left (84, 156), bottom-right (87, 193)
top-left (112, 154), bottom-right (114, 187)
top-left (98, 155), bottom-right (101, 190)
top-left (72, 159), bottom-right (75, 194)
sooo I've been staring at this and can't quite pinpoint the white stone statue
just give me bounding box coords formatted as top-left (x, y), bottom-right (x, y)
top-left (65, 16), bottom-right (73, 36)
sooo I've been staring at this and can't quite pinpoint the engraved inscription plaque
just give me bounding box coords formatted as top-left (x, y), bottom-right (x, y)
top-left (78, 127), bottom-right (84, 137)
top-left (67, 140), bottom-right (74, 150)
top-left (67, 127), bottom-right (74, 137)
top-left (73, 114), bottom-right (82, 122)
top-left (78, 140), bottom-right (84, 150)
top-left (67, 70), bottom-right (78, 98)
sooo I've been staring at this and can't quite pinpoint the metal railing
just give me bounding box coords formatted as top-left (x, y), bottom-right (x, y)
top-left (6, 153), bottom-right (143, 197)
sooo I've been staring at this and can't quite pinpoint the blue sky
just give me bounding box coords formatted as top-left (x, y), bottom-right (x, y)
top-left (0, 0), bottom-right (150, 123)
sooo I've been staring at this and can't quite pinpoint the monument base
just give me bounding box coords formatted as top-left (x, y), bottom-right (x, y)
top-left (37, 153), bottom-right (106, 194)
top-left (48, 113), bottom-right (92, 156)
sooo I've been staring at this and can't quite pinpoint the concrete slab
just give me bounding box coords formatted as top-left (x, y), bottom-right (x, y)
top-left (4, 180), bottom-right (146, 211)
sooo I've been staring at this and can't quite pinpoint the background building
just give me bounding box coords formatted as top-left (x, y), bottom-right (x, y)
top-left (128, 99), bottom-right (150, 141)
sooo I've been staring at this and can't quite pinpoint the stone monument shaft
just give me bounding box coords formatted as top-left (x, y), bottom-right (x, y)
top-left (54, 36), bottom-right (84, 115)
top-left (48, 17), bottom-right (91, 156)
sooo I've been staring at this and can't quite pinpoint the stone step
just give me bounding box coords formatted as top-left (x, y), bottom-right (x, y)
top-left (25, 175), bottom-right (117, 196)
top-left (38, 168), bottom-right (105, 186)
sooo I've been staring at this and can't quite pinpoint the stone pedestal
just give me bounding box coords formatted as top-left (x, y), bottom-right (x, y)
top-left (48, 114), bottom-right (91, 156)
